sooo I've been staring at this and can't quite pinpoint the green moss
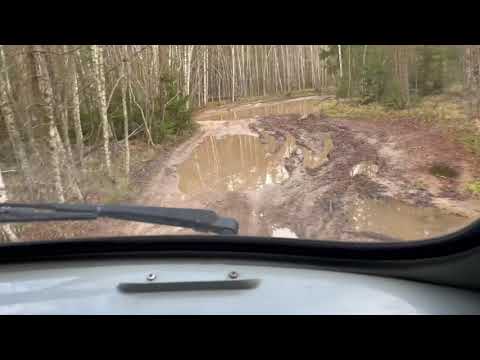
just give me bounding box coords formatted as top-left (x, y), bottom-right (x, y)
top-left (467, 181), bottom-right (480, 195)
top-left (429, 163), bottom-right (459, 179)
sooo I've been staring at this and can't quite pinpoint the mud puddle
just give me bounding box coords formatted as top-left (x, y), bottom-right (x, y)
top-left (195, 96), bottom-right (330, 122)
top-left (350, 197), bottom-right (470, 240)
top-left (177, 133), bottom-right (329, 197)
top-left (177, 135), bottom-right (289, 196)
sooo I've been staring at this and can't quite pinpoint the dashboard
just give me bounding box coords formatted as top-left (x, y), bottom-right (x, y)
top-left (1, 258), bottom-right (479, 314)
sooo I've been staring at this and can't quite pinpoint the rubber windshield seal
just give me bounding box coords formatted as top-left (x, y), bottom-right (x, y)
top-left (0, 218), bottom-right (479, 264)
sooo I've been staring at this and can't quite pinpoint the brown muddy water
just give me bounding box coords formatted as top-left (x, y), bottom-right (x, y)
top-left (195, 96), bottom-right (329, 122)
top-left (177, 133), bottom-right (329, 197)
top-left (350, 197), bottom-right (469, 240)
top-left (177, 135), bottom-right (290, 195)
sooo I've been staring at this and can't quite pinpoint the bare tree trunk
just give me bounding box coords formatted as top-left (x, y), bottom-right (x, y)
top-left (203, 46), bottom-right (208, 105)
top-left (348, 45), bottom-right (352, 97)
top-left (392, 46), bottom-right (410, 106)
top-left (50, 123), bottom-right (66, 202)
top-left (262, 46), bottom-right (268, 96)
top-left (231, 45), bottom-right (235, 102)
top-left (58, 100), bottom-right (75, 169)
top-left (246, 46), bottom-right (252, 96)
top-left (53, 126), bottom-right (84, 201)
top-left (30, 45), bottom-right (65, 202)
top-left (0, 168), bottom-right (18, 242)
top-left (318, 46), bottom-right (323, 88)
top-left (152, 45), bottom-right (160, 91)
top-left (273, 46), bottom-right (283, 93)
top-left (239, 45), bottom-right (244, 97)
top-left (310, 45), bottom-right (316, 88)
top-left (402, 46), bottom-right (410, 106)
top-left (217, 50), bottom-right (222, 102)
top-left (183, 45), bottom-right (188, 97)
top-left (464, 46), bottom-right (473, 92)
top-left (464, 46), bottom-right (473, 119)
top-left (168, 45), bottom-right (172, 70)
top-left (69, 47), bottom-right (84, 170)
top-left (50, 46), bottom-right (75, 174)
top-left (91, 45), bottom-right (113, 178)
top-left (183, 45), bottom-right (194, 108)
top-left (298, 46), bottom-right (303, 90)
top-left (121, 45), bottom-right (130, 182)
top-left (0, 45), bottom-right (34, 196)
top-left (476, 46), bottom-right (480, 121)
top-left (254, 46), bottom-right (260, 96)
top-left (0, 46), bottom-right (12, 94)
top-left (338, 45), bottom-right (343, 79)
top-left (14, 49), bottom-right (42, 163)
top-left (285, 45), bottom-right (291, 92)
top-left (463, 46), bottom-right (480, 120)
top-left (363, 45), bottom-right (368, 66)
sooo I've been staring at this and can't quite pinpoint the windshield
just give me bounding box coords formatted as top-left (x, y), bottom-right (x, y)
top-left (1, 45), bottom-right (479, 243)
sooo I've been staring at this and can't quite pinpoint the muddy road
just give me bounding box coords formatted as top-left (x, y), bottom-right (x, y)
top-left (99, 96), bottom-right (480, 242)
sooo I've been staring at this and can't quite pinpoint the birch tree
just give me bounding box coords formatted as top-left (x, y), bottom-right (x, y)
top-left (29, 45), bottom-right (65, 203)
top-left (54, 47), bottom-right (75, 169)
top-left (338, 45), bottom-right (343, 79)
top-left (53, 126), bottom-right (84, 201)
top-left (203, 45), bottom-right (208, 105)
top-left (464, 45), bottom-right (480, 121)
top-left (91, 45), bottom-right (113, 178)
top-left (67, 46), bottom-right (84, 170)
top-left (231, 45), bottom-right (235, 102)
top-left (183, 45), bottom-right (194, 108)
top-left (121, 45), bottom-right (130, 181)
top-left (0, 45), bottom-right (34, 195)
top-left (0, 168), bottom-right (18, 242)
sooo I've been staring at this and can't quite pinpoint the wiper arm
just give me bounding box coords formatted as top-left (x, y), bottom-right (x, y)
top-left (0, 203), bottom-right (239, 235)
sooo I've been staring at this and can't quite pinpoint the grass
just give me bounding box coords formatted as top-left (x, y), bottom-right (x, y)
top-left (319, 95), bottom-right (465, 121)
top-left (317, 94), bottom-right (480, 157)
top-left (319, 99), bottom-right (389, 120)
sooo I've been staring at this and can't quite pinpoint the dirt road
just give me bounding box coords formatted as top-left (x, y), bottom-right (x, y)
top-left (97, 96), bottom-right (480, 241)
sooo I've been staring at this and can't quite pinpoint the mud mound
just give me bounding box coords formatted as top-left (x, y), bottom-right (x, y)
top-left (249, 113), bottom-right (475, 240)
top-left (249, 114), bottom-right (385, 239)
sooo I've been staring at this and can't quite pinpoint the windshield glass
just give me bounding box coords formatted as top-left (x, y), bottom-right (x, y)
top-left (1, 45), bottom-right (479, 243)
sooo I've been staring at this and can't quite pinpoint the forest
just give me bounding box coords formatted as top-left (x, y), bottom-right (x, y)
top-left (1, 45), bottom-right (479, 242)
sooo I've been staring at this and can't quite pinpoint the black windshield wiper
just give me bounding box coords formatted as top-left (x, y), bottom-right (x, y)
top-left (0, 203), bottom-right (239, 235)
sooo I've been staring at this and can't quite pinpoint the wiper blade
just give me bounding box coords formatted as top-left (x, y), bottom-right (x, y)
top-left (0, 203), bottom-right (239, 235)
